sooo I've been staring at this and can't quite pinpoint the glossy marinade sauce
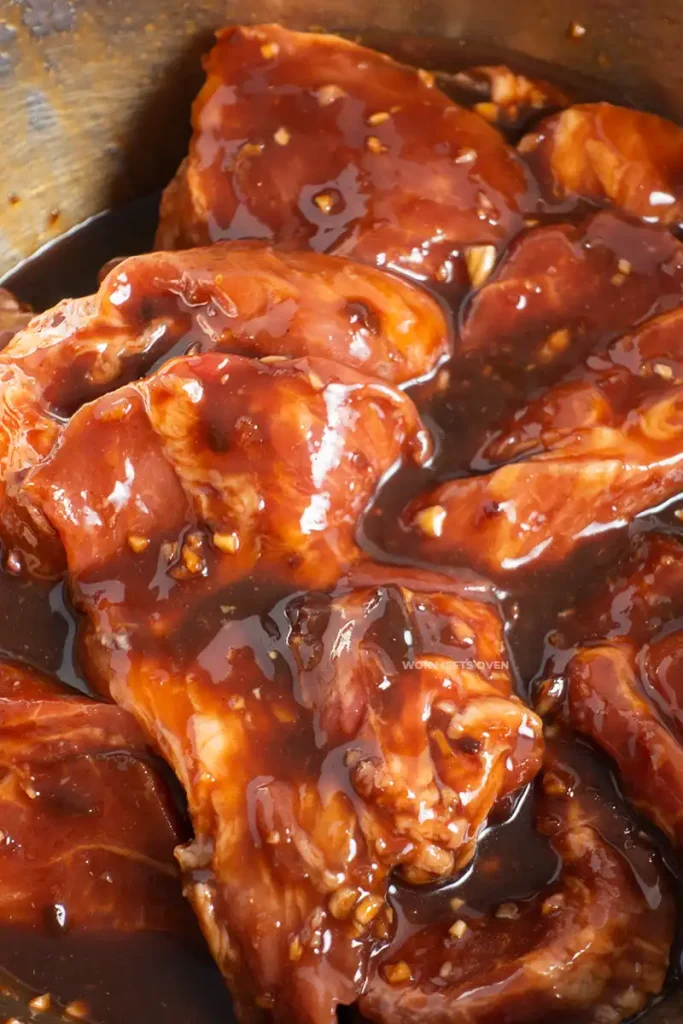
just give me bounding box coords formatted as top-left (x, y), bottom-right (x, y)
top-left (1, 37), bottom-right (683, 1024)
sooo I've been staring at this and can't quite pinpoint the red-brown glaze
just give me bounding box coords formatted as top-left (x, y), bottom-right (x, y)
top-left (17, 353), bottom-right (544, 1021)
top-left (520, 102), bottom-right (683, 228)
top-left (0, 243), bottom-right (445, 578)
top-left (4, 33), bottom-right (683, 1024)
top-left (155, 24), bottom-right (535, 286)
top-left (460, 209), bottom-right (683, 372)
top-left (539, 532), bottom-right (683, 849)
top-left (405, 296), bottom-right (683, 577)
top-left (22, 353), bottom-right (430, 585)
top-left (360, 737), bottom-right (674, 1024)
top-left (0, 660), bottom-right (191, 934)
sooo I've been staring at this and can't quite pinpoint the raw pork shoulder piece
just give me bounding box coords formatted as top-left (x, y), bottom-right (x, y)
top-left (0, 660), bottom-right (191, 934)
top-left (360, 735), bottom-right (674, 1024)
top-left (539, 532), bottom-right (683, 850)
top-left (405, 301), bottom-right (683, 576)
top-left (21, 354), bottom-right (543, 1022)
top-left (520, 102), bottom-right (683, 229)
top-left (156, 24), bottom-right (534, 286)
top-left (0, 242), bottom-right (446, 577)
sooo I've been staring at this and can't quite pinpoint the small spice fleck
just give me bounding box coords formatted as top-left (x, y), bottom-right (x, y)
top-left (449, 919), bottom-right (468, 939)
top-left (414, 504), bottom-right (447, 539)
top-left (65, 1002), bottom-right (90, 1020)
top-left (213, 532), bottom-right (238, 554)
top-left (542, 893), bottom-right (565, 914)
top-left (317, 84), bottom-right (346, 105)
top-left (543, 772), bottom-right (569, 797)
top-left (354, 894), bottom-right (383, 925)
top-left (5, 550), bottom-right (22, 575)
top-left (329, 886), bottom-right (359, 919)
top-left (29, 993), bottom-right (52, 1012)
top-left (182, 544), bottom-right (204, 575)
top-left (654, 362), bottom-right (674, 381)
top-left (384, 961), bottom-right (413, 984)
top-left (474, 101), bottom-right (498, 123)
top-left (568, 20), bottom-right (587, 38)
top-left (127, 534), bottom-right (149, 554)
top-left (274, 126), bottom-right (291, 146)
top-left (436, 368), bottom-right (450, 392)
top-left (313, 192), bottom-right (335, 214)
top-left (465, 244), bottom-right (497, 288)
top-left (366, 135), bottom-right (388, 154)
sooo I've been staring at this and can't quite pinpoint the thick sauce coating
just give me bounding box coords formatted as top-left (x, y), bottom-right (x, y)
top-left (0, 661), bottom-right (190, 934)
top-left (539, 532), bottom-right (683, 849)
top-left (156, 24), bottom-right (535, 285)
top-left (520, 102), bottom-right (683, 228)
top-left (403, 218), bottom-right (683, 577)
top-left (19, 352), bottom-right (542, 1022)
top-left (360, 737), bottom-right (674, 1024)
top-left (4, 25), bottom-right (683, 1024)
top-left (0, 243), bottom-right (444, 577)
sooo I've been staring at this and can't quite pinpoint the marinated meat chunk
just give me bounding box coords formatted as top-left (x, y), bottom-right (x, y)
top-left (0, 245), bottom-right (443, 576)
top-left (540, 532), bottom-right (683, 849)
top-left (21, 353), bottom-right (430, 584)
top-left (449, 65), bottom-right (572, 133)
top-left (460, 210), bottom-right (683, 373)
top-left (360, 738), bottom-right (674, 1024)
top-left (0, 660), bottom-right (190, 934)
top-left (406, 303), bottom-right (683, 575)
top-left (76, 576), bottom-right (539, 1023)
top-left (520, 102), bottom-right (683, 228)
top-left (156, 24), bottom-right (534, 286)
top-left (18, 355), bottom-right (542, 1021)
top-left (478, 305), bottom-right (683, 466)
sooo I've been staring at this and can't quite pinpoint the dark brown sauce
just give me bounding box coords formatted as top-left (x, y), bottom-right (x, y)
top-left (1, 34), bottom-right (682, 1024)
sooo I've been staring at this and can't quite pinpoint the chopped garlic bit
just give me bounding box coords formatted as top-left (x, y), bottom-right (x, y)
top-left (474, 101), bottom-right (498, 122)
top-left (384, 961), bottom-right (413, 984)
top-left (127, 533), bottom-right (149, 554)
top-left (653, 362), bottom-right (674, 381)
top-left (366, 135), bottom-right (388, 155)
top-left (414, 504), bottom-right (447, 539)
top-left (449, 919), bottom-right (468, 939)
top-left (496, 902), bottom-right (519, 920)
top-left (313, 192), bottom-right (335, 214)
top-left (213, 531), bottom-right (238, 554)
top-left (317, 84), bottom-right (346, 106)
top-left (465, 244), bottom-right (497, 288)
